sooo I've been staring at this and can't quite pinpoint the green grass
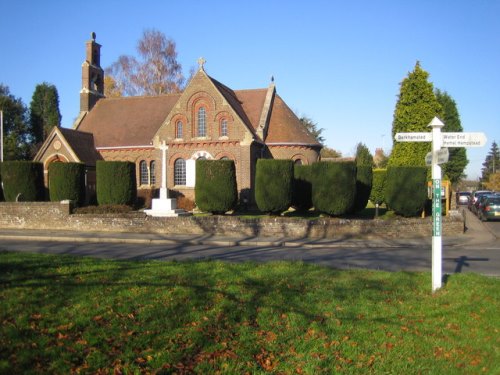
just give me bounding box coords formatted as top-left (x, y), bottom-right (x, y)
top-left (1, 251), bottom-right (499, 374)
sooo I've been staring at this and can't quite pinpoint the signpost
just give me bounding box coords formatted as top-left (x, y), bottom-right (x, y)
top-left (425, 148), bottom-right (449, 166)
top-left (395, 119), bottom-right (487, 292)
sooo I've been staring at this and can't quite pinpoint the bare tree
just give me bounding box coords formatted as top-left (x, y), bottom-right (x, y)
top-left (106, 29), bottom-right (185, 96)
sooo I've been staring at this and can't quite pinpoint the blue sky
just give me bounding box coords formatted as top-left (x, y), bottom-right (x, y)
top-left (1, 0), bottom-right (498, 180)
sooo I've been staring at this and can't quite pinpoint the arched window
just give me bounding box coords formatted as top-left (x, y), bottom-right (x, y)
top-left (139, 160), bottom-right (148, 185)
top-left (220, 119), bottom-right (228, 137)
top-left (176, 120), bottom-right (183, 139)
top-left (174, 158), bottom-right (186, 186)
top-left (150, 161), bottom-right (156, 185)
top-left (197, 107), bottom-right (206, 137)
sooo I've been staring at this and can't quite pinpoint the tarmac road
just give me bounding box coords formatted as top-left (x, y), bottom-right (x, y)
top-left (1, 208), bottom-right (499, 277)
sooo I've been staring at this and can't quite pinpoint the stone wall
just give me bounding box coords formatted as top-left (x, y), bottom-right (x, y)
top-left (0, 202), bottom-right (464, 239)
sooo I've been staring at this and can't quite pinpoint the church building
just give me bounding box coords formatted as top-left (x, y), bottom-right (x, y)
top-left (34, 33), bottom-right (322, 206)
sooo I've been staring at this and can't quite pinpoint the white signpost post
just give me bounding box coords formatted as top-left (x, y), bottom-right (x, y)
top-left (395, 118), bottom-right (487, 292)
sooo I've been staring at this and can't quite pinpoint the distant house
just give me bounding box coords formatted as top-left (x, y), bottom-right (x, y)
top-left (34, 33), bottom-right (322, 205)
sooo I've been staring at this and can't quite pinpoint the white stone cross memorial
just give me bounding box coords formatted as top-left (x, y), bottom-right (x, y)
top-left (395, 118), bottom-right (486, 292)
top-left (145, 140), bottom-right (189, 217)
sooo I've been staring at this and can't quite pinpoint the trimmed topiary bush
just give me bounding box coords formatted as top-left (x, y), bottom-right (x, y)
top-left (48, 162), bottom-right (86, 205)
top-left (312, 161), bottom-right (357, 216)
top-left (370, 169), bottom-right (387, 207)
top-left (0, 161), bottom-right (45, 202)
top-left (352, 165), bottom-right (373, 212)
top-left (195, 159), bottom-right (237, 214)
top-left (292, 164), bottom-right (313, 212)
top-left (385, 166), bottom-right (427, 217)
top-left (255, 159), bottom-right (293, 215)
top-left (96, 161), bottom-right (136, 206)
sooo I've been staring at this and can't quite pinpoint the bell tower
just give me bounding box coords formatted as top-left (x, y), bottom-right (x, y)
top-left (80, 32), bottom-right (104, 112)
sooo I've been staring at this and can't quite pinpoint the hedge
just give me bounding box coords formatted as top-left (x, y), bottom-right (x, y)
top-left (352, 165), bottom-right (373, 212)
top-left (292, 164), bottom-right (313, 211)
top-left (255, 159), bottom-right (293, 214)
top-left (370, 169), bottom-right (387, 206)
top-left (0, 161), bottom-right (45, 202)
top-left (195, 159), bottom-right (237, 214)
top-left (385, 166), bottom-right (427, 217)
top-left (312, 161), bottom-right (356, 216)
top-left (96, 161), bottom-right (136, 206)
top-left (49, 162), bottom-right (86, 205)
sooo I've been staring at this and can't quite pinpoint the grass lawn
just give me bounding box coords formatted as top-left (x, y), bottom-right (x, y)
top-left (1, 251), bottom-right (498, 374)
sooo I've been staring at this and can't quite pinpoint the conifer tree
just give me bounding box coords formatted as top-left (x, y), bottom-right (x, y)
top-left (435, 89), bottom-right (468, 185)
top-left (30, 82), bottom-right (61, 145)
top-left (0, 84), bottom-right (30, 160)
top-left (388, 62), bottom-right (442, 167)
top-left (481, 141), bottom-right (499, 183)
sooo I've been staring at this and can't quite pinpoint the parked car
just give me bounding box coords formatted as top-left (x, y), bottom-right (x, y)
top-left (469, 190), bottom-right (493, 212)
top-left (473, 194), bottom-right (496, 216)
top-left (456, 191), bottom-right (471, 205)
top-left (478, 195), bottom-right (500, 221)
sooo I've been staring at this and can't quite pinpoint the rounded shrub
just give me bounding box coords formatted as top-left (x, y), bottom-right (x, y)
top-left (96, 161), bottom-right (137, 206)
top-left (255, 159), bottom-right (293, 215)
top-left (49, 162), bottom-right (86, 205)
top-left (370, 169), bottom-right (387, 206)
top-left (385, 166), bottom-right (427, 217)
top-left (312, 161), bottom-right (356, 216)
top-left (195, 159), bottom-right (237, 214)
top-left (292, 164), bottom-right (313, 211)
top-left (352, 165), bottom-right (373, 212)
top-left (0, 161), bottom-right (45, 202)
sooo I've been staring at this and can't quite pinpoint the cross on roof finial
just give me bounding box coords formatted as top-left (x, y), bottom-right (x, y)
top-left (197, 57), bottom-right (206, 71)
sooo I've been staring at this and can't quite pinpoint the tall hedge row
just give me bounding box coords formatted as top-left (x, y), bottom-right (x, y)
top-left (312, 161), bottom-right (357, 216)
top-left (385, 166), bottom-right (427, 217)
top-left (195, 159), bottom-right (237, 214)
top-left (49, 162), bottom-right (86, 205)
top-left (96, 161), bottom-right (136, 206)
top-left (292, 164), bottom-right (313, 211)
top-left (255, 159), bottom-right (293, 214)
top-left (0, 161), bottom-right (45, 202)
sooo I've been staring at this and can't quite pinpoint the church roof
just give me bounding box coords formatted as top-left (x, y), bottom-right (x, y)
top-left (76, 94), bottom-right (180, 148)
top-left (265, 94), bottom-right (320, 146)
top-left (58, 127), bottom-right (102, 165)
top-left (75, 78), bottom-right (320, 148)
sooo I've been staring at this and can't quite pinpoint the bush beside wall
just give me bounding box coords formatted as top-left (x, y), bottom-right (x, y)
top-left (352, 165), bottom-right (373, 212)
top-left (195, 160), bottom-right (237, 214)
top-left (255, 159), bottom-right (293, 215)
top-left (312, 161), bottom-right (357, 216)
top-left (292, 164), bottom-right (313, 212)
top-left (96, 161), bottom-right (137, 206)
top-left (49, 162), bottom-right (86, 205)
top-left (0, 161), bottom-right (45, 202)
top-left (370, 169), bottom-right (387, 206)
top-left (385, 166), bottom-right (428, 217)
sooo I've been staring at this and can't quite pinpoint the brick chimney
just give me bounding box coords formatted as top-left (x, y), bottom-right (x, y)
top-left (80, 32), bottom-right (104, 112)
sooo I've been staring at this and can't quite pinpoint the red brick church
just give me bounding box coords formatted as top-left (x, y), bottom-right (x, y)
top-left (34, 33), bottom-right (321, 205)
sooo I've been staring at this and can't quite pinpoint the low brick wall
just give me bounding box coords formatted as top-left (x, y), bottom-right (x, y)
top-left (0, 202), bottom-right (464, 239)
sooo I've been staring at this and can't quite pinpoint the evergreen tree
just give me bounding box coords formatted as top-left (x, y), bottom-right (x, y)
top-left (388, 62), bottom-right (442, 167)
top-left (0, 84), bottom-right (31, 160)
top-left (435, 89), bottom-right (468, 185)
top-left (30, 82), bottom-right (61, 145)
top-left (481, 141), bottom-right (499, 182)
top-left (299, 116), bottom-right (325, 144)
